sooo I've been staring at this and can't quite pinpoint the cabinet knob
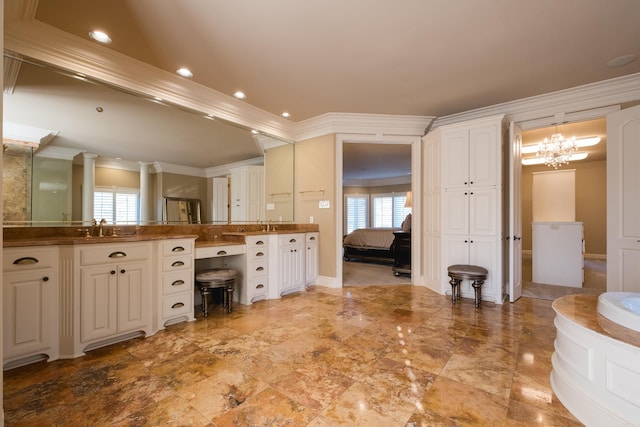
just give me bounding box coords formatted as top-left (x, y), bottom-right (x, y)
top-left (42, 276), bottom-right (49, 282)
top-left (120, 269), bottom-right (126, 274)
top-left (111, 270), bottom-right (116, 275)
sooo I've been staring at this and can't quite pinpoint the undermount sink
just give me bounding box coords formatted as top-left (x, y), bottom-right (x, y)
top-left (597, 292), bottom-right (640, 333)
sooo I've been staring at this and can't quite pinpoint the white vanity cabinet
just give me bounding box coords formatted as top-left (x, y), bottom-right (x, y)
top-left (3, 246), bottom-right (60, 368)
top-left (305, 232), bottom-right (319, 285)
top-left (75, 242), bottom-right (153, 351)
top-left (275, 233), bottom-right (305, 297)
top-left (437, 114), bottom-right (505, 303)
top-left (242, 235), bottom-right (269, 304)
top-left (157, 238), bottom-right (195, 328)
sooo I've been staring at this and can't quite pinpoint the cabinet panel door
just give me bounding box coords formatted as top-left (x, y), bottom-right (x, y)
top-left (81, 266), bottom-right (118, 342)
top-left (443, 190), bottom-right (469, 235)
top-left (469, 188), bottom-right (497, 236)
top-left (306, 242), bottom-right (318, 284)
top-left (117, 261), bottom-right (149, 333)
top-left (469, 124), bottom-right (499, 187)
top-left (469, 237), bottom-right (497, 295)
top-left (442, 130), bottom-right (470, 188)
top-left (3, 269), bottom-right (55, 357)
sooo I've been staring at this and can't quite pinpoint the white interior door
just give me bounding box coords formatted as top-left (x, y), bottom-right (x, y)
top-left (607, 105), bottom-right (640, 292)
top-left (509, 122), bottom-right (523, 302)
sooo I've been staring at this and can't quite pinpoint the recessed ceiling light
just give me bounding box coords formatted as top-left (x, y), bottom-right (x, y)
top-left (205, 114), bottom-right (215, 120)
top-left (176, 68), bottom-right (193, 78)
top-left (233, 91), bottom-right (246, 99)
top-left (88, 30), bottom-right (112, 44)
top-left (281, 112), bottom-right (291, 118)
top-left (251, 130), bottom-right (259, 134)
top-left (607, 54), bottom-right (637, 68)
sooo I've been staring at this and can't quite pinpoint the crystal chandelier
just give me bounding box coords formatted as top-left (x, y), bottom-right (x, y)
top-left (536, 126), bottom-right (578, 169)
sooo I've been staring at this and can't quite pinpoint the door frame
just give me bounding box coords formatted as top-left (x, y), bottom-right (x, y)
top-left (335, 134), bottom-right (422, 288)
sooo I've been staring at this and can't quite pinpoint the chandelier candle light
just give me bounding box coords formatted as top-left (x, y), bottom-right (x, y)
top-left (536, 124), bottom-right (578, 169)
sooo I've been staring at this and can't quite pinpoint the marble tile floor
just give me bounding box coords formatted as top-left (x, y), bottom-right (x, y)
top-left (4, 285), bottom-right (583, 426)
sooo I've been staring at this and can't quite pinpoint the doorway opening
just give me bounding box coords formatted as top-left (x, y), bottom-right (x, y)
top-left (519, 118), bottom-right (607, 299)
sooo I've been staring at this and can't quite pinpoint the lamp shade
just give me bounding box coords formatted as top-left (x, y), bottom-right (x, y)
top-left (404, 191), bottom-right (412, 208)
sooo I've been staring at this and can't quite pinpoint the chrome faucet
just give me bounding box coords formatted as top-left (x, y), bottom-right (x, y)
top-left (98, 218), bottom-right (107, 237)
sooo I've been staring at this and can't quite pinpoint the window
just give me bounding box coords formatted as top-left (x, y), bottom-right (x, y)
top-left (344, 194), bottom-right (369, 234)
top-left (372, 193), bottom-right (411, 228)
top-left (94, 186), bottom-right (139, 224)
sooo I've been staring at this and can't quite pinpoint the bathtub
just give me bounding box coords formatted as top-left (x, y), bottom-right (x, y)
top-left (551, 294), bottom-right (640, 426)
top-left (598, 292), bottom-right (640, 333)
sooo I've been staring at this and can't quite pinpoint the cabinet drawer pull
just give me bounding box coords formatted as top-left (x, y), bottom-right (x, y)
top-left (256, 266), bottom-right (264, 272)
top-left (309, 236), bottom-right (316, 241)
top-left (171, 302), bottom-right (185, 309)
top-left (171, 246), bottom-right (185, 252)
top-left (256, 284), bottom-right (265, 289)
top-left (256, 240), bottom-right (265, 245)
top-left (172, 280), bottom-right (185, 287)
top-left (109, 251), bottom-right (127, 258)
top-left (172, 260), bottom-right (185, 267)
top-left (43, 276), bottom-right (49, 282)
top-left (217, 250), bottom-right (227, 256)
top-left (13, 256), bottom-right (39, 265)
top-left (289, 238), bottom-right (297, 243)
top-left (256, 252), bottom-right (264, 257)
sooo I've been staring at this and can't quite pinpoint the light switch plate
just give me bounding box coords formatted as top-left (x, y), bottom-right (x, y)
top-left (266, 203), bottom-right (275, 210)
top-left (319, 200), bottom-right (330, 209)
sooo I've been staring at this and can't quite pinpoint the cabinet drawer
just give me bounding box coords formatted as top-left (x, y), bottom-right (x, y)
top-left (306, 233), bottom-right (319, 243)
top-left (247, 247), bottom-right (268, 260)
top-left (247, 259), bottom-right (268, 277)
top-left (162, 254), bottom-right (193, 272)
top-left (162, 293), bottom-right (193, 318)
top-left (3, 247), bottom-right (58, 272)
top-left (246, 236), bottom-right (268, 248)
top-left (161, 240), bottom-right (193, 256)
top-left (80, 243), bottom-right (150, 266)
top-left (162, 271), bottom-right (194, 295)
top-left (195, 244), bottom-right (245, 259)
top-left (247, 276), bottom-right (268, 298)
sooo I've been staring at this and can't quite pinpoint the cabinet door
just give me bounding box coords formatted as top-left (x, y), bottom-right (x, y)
top-left (443, 189), bottom-right (469, 235)
top-left (306, 241), bottom-right (318, 284)
top-left (468, 236), bottom-right (497, 296)
top-left (469, 124), bottom-right (499, 187)
top-left (3, 269), bottom-right (56, 358)
top-left (81, 265), bottom-right (118, 342)
top-left (469, 187), bottom-right (497, 236)
top-left (442, 130), bottom-right (470, 188)
top-left (117, 261), bottom-right (149, 333)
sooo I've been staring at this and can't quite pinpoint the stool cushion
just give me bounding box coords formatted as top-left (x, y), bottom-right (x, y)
top-left (196, 268), bottom-right (238, 282)
top-left (447, 264), bottom-right (488, 277)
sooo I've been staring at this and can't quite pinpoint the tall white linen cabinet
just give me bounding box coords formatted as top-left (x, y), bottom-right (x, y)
top-left (423, 114), bottom-right (506, 304)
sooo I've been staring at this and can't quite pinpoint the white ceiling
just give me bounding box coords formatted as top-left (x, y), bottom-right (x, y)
top-left (3, 0), bottom-right (638, 172)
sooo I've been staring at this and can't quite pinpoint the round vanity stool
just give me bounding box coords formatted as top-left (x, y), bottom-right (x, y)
top-left (195, 268), bottom-right (238, 316)
top-left (447, 264), bottom-right (488, 308)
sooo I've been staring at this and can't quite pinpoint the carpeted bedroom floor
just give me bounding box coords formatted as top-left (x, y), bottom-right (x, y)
top-left (343, 259), bottom-right (411, 286)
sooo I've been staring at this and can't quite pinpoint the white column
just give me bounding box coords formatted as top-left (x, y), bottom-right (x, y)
top-left (139, 162), bottom-right (151, 224)
top-left (82, 153), bottom-right (98, 225)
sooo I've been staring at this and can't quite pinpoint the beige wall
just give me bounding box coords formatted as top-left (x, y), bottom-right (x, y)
top-left (295, 134), bottom-right (336, 278)
top-left (521, 160), bottom-right (606, 255)
top-left (264, 144), bottom-right (294, 222)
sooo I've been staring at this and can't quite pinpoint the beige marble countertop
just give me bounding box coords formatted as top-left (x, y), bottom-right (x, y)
top-left (553, 294), bottom-right (640, 349)
top-left (3, 234), bottom-right (199, 248)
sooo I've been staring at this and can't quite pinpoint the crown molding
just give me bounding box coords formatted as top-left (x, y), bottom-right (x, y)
top-left (35, 146), bottom-right (84, 161)
top-left (433, 72), bottom-right (640, 128)
top-left (204, 157), bottom-right (264, 178)
top-left (152, 162), bottom-right (207, 177)
top-left (295, 112), bottom-right (435, 141)
top-left (343, 175), bottom-right (411, 187)
top-left (4, 17), bottom-right (297, 142)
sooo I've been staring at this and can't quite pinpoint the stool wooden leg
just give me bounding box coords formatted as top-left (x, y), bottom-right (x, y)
top-left (200, 287), bottom-right (210, 317)
top-left (449, 277), bottom-right (460, 304)
top-left (471, 280), bottom-right (484, 308)
top-left (226, 286), bottom-right (234, 314)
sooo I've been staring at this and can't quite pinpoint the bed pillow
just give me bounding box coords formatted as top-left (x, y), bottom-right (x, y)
top-left (401, 213), bottom-right (412, 232)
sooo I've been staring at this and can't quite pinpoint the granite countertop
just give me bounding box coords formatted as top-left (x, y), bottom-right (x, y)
top-left (3, 234), bottom-right (199, 248)
top-left (553, 294), bottom-right (640, 349)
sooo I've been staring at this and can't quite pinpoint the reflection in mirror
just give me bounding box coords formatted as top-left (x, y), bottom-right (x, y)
top-left (164, 197), bottom-right (201, 224)
top-left (3, 53), bottom-right (295, 226)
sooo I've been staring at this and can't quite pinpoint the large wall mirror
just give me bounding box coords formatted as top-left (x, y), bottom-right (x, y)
top-left (2, 53), bottom-right (295, 226)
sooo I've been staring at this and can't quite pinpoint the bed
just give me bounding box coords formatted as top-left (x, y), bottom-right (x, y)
top-left (343, 227), bottom-right (398, 263)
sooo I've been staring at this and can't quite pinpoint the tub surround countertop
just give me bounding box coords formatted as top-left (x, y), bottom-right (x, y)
top-left (3, 224), bottom-right (320, 248)
top-left (553, 294), bottom-right (640, 349)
